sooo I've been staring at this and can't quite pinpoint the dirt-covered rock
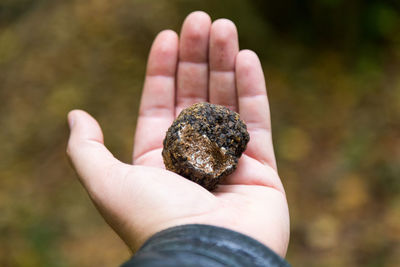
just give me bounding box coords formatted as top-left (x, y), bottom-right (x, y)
top-left (162, 102), bottom-right (250, 190)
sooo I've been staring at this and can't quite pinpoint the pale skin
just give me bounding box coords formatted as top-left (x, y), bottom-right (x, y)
top-left (67, 11), bottom-right (290, 257)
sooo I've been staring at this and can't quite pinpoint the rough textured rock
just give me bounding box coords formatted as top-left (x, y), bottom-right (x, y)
top-left (162, 102), bottom-right (250, 190)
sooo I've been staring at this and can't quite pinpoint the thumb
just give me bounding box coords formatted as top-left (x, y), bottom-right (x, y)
top-left (67, 110), bottom-right (126, 196)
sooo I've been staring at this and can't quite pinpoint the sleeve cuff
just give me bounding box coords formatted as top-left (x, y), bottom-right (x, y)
top-left (122, 224), bottom-right (290, 267)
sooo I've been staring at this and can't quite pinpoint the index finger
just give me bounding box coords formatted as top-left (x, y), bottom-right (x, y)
top-left (133, 30), bottom-right (179, 166)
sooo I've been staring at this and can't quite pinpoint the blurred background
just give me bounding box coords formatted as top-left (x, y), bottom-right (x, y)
top-left (0, 0), bottom-right (399, 266)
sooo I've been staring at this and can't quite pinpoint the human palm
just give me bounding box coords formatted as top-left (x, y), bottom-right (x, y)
top-left (67, 12), bottom-right (289, 257)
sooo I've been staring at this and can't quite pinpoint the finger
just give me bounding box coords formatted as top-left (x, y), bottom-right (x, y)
top-left (67, 111), bottom-right (216, 253)
top-left (176, 11), bottom-right (211, 115)
top-left (67, 110), bottom-right (127, 196)
top-left (133, 30), bottom-right (179, 165)
top-left (209, 19), bottom-right (239, 111)
top-left (236, 50), bottom-right (277, 170)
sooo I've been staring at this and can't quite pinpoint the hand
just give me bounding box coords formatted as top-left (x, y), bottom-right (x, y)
top-left (67, 11), bottom-right (290, 257)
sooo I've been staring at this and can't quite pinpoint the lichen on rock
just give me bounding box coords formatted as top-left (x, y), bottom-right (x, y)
top-left (162, 102), bottom-right (250, 190)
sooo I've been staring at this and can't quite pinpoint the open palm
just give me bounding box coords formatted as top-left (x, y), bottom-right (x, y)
top-left (67, 12), bottom-right (289, 257)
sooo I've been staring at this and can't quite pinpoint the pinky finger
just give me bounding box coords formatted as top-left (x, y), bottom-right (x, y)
top-left (236, 50), bottom-right (277, 170)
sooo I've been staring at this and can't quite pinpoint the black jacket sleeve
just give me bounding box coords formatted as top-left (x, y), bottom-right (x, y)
top-left (121, 224), bottom-right (290, 267)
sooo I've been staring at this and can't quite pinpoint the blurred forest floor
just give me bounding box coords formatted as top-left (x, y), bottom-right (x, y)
top-left (0, 0), bottom-right (399, 266)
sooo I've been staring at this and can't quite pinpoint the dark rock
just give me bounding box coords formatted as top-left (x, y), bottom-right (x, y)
top-left (162, 102), bottom-right (250, 191)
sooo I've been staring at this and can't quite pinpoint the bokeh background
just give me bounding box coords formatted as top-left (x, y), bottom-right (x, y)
top-left (1, 0), bottom-right (399, 266)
